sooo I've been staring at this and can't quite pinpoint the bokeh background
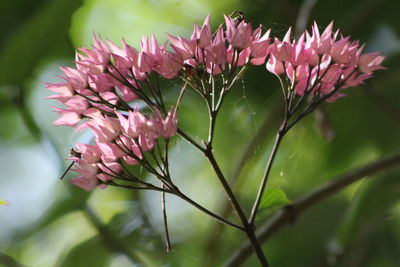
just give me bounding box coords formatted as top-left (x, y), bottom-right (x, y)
top-left (1, 0), bottom-right (399, 266)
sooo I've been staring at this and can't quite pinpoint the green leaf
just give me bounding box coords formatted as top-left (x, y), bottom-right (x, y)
top-left (0, 199), bottom-right (9, 206)
top-left (57, 237), bottom-right (111, 267)
top-left (259, 188), bottom-right (292, 211)
top-left (0, 0), bottom-right (83, 87)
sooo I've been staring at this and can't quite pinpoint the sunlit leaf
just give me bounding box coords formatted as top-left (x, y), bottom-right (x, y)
top-left (0, 199), bottom-right (9, 206)
top-left (259, 188), bottom-right (292, 211)
top-left (0, 0), bottom-right (83, 87)
top-left (57, 237), bottom-right (111, 267)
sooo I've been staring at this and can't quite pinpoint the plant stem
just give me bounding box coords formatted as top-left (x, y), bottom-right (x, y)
top-left (200, 73), bottom-right (269, 266)
top-left (177, 128), bottom-right (206, 152)
top-left (249, 118), bottom-right (288, 225)
top-left (0, 251), bottom-right (25, 267)
top-left (173, 188), bottom-right (245, 231)
top-left (205, 146), bottom-right (269, 266)
top-left (201, 103), bottom-right (282, 266)
top-left (162, 187), bottom-right (171, 251)
top-left (225, 151), bottom-right (400, 266)
top-left (84, 205), bottom-right (145, 265)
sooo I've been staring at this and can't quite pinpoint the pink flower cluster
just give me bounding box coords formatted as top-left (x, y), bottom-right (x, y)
top-left (66, 108), bottom-right (177, 191)
top-left (46, 14), bottom-right (385, 191)
top-left (266, 22), bottom-right (385, 101)
top-left (168, 15), bottom-right (271, 74)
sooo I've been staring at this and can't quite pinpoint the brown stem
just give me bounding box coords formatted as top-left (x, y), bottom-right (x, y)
top-left (84, 205), bottom-right (144, 265)
top-left (0, 251), bottom-right (25, 267)
top-left (248, 125), bottom-right (286, 225)
top-left (177, 128), bottom-right (206, 153)
top-left (162, 187), bottom-right (171, 251)
top-left (205, 147), bottom-right (269, 266)
top-left (173, 188), bottom-right (245, 231)
top-left (202, 103), bottom-right (282, 265)
top-left (225, 152), bottom-right (400, 266)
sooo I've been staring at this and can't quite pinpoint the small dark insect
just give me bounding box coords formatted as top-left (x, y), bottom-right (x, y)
top-left (183, 64), bottom-right (196, 78)
top-left (229, 10), bottom-right (245, 25)
top-left (183, 63), bottom-right (206, 79)
top-left (60, 148), bottom-right (81, 180)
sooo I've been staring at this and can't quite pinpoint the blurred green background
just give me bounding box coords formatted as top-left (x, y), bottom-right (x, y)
top-left (1, 0), bottom-right (399, 266)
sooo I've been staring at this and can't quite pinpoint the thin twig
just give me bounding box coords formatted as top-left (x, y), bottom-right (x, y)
top-left (0, 251), bottom-right (25, 267)
top-left (205, 139), bottom-right (269, 265)
top-left (173, 188), bottom-right (245, 231)
top-left (202, 103), bottom-right (282, 265)
top-left (225, 151), bottom-right (400, 266)
top-left (84, 205), bottom-right (144, 265)
top-left (201, 64), bottom-right (269, 266)
top-left (177, 128), bottom-right (206, 152)
top-left (162, 186), bottom-right (172, 251)
top-left (248, 123), bottom-right (287, 225)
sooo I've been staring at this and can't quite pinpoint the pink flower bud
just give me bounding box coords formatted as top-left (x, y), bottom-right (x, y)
top-left (358, 52), bottom-right (385, 74)
top-left (266, 54), bottom-right (284, 76)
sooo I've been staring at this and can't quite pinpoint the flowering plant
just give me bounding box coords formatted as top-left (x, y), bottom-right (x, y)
top-left (47, 12), bottom-right (384, 266)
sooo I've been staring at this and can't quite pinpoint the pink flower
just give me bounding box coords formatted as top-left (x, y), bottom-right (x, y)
top-left (70, 176), bottom-right (99, 192)
top-left (70, 162), bottom-right (99, 192)
top-left (74, 143), bottom-right (101, 164)
top-left (88, 115), bottom-right (121, 142)
top-left (88, 73), bottom-right (116, 93)
top-left (154, 51), bottom-right (183, 79)
top-left (59, 67), bottom-right (88, 91)
top-left (250, 26), bottom-right (271, 65)
top-left (308, 21), bottom-right (335, 55)
top-left (168, 34), bottom-right (196, 60)
top-left (191, 15), bottom-right (212, 48)
top-left (97, 142), bottom-right (125, 163)
top-left (97, 162), bottom-right (122, 181)
top-left (45, 82), bottom-right (74, 103)
top-left (224, 15), bottom-right (253, 49)
top-left (161, 109), bottom-right (177, 138)
top-left (109, 39), bottom-right (138, 68)
top-left (205, 27), bottom-right (228, 67)
top-left (266, 54), bottom-right (284, 76)
top-left (330, 37), bottom-right (353, 64)
top-left (358, 52), bottom-right (385, 74)
top-left (47, 15), bottom-right (386, 191)
top-left (52, 108), bottom-right (82, 127)
top-left (292, 34), bottom-right (308, 66)
top-left (273, 28), bottom-right (293, 62)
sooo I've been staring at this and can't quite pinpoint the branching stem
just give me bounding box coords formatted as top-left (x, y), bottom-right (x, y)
top-left (225, 151), bottom-right (400, 266)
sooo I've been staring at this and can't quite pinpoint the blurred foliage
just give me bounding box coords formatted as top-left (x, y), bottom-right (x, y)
top-left (0, 0), bottom-right (399, 266)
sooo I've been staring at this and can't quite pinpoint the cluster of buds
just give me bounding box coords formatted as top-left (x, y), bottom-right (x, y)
top-left (46, 34), bottom-right (180, 191)
top-left (65, 108), bottom-right (177, 191)
top-left (266, 22), bottom-right (385, 103)
top-left (47, 14), bottom-right (384, 191)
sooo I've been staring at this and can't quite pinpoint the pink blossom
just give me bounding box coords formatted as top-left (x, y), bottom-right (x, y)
top-left (70, 162), bottom-right (99, 192)
top-left (358, 52), bottom-right (385, 74)
top-left (52, 108), bottom-right (82, 127)
top-left (168, 34), bottom-right (196, 60)
top-left (74, 143), bottom-right (101, 164)
top-left (47, 15), bottom-right (386, 191)
top-left (205, 27), bottom-right (228, 67)
top-left (45, 82), bottom-right (74, 103)
top-left (154, 51), bottom-right (183, 79)
top-left (224, 15), bottom-right (253, 49)
top-left (97, 142), bottom-right (125, 163)
top-left (89, 115), bottom-right (121, 142)
top-left (250, 26), bottom-right (271, 65)
top-left (266, 54), bottom-right (284, 76)
top-left (97, 162), bottom-right (122, 181)
top-left (59, 67), bottom-right (88, 91)
top-left (191, 15), bottom-right (212, 48)
top-left (70, 176), bottom-right (99, 192)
